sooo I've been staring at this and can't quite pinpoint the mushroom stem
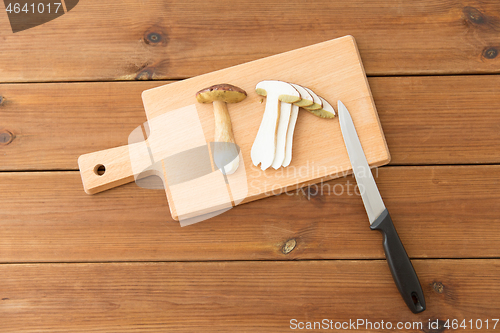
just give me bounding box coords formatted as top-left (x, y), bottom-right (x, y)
top-left (271, 101), bottom-right (293, 169)
top-left (251, 93), bottom-right (281, 170)
top-left (282, 104), bottom-right (300, 167)
top-left (212, 100), bottom-right (239, 175)
top-left (213, 100), bottom-right (235, 144)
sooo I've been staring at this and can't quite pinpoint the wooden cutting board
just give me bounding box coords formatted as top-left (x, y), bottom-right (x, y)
top-left (78, 35), bottom-right (390, 223)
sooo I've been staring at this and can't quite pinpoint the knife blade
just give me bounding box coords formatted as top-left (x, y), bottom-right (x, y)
top-left (338, 100), bottom-right (426, 314)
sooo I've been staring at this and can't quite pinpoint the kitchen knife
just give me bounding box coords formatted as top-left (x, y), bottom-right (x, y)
top-left (338, 100), bottom-right (426, 313)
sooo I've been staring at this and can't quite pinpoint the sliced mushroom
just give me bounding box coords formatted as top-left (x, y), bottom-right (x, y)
top-left (277, 83), bottom-right (316, 168)
top-left (271, 101), bottom-right (294, 169)
top-left (252, 81), bottom-right (300, 170)
top-left (290, 83), bottom-right (314, 107)
top-left (283, 90), bottom-right (336, 167)
top-left (271, 83), bottom-right (316, 168)
top-left (310, 96), bottom-right (336, 119)
top-left (253, 81), bottom-right (336, 170)
top-left (302, 86), bottom-right (323, 111)
top-left (282, 103), bottom-right (299, 167)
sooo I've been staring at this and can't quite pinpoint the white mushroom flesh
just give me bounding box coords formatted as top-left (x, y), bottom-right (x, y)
top-left (271, 101), bottom-right (293, 169)
top-left (282, 104), bottom-right (299, 167)
top-left (251, 81), bottom-right (300, 170)
top-left (252, 81), bottom-right (335, 170)
top-left (303, 86), bottom-right (323, 111)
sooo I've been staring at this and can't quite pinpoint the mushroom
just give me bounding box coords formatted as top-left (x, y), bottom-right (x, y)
top-left (252, 81), bottom-right (336, 170)
top-left (271, 101), bottom-right (294, 169)
top-left (251, 80), bottom-right (300, 170)
top-left (302, 86), bottom-right (323, 111)
top-left (290, 83), bottom-right (314, 108)
top-left (281, 103), bottom-right (300, 168)
top-left (273, 84), bottom-right (314, 169)
top-left (282, 88), bottom-right (335, 167)
top-left (311, 96), bottom-right (336, 119)
top-left (196, 83), bottom-right (247, 175)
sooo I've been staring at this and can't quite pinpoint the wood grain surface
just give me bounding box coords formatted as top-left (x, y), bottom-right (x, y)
top-left (1, 0), bottom-right (500, 82)
top-left (1, 165), bottom-right (498, 263)
top-left (2, 260), bottom-right (499, 332)
top-left (0, 81), bottom-right (161, 170)
top-left (80, 36), bottom-right (391, 221)
top-left (2, 0), bottom-right (500, 328)
top-left (2, 76), bottom-right (500, 171)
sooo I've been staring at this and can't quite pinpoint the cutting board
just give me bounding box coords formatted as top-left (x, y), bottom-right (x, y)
top-left (78, 35), bottom-right (390, 223)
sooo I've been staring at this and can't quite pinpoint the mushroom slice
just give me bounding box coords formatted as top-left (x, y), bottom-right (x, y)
top-left (271, 101), bottom-right (294, 169)
top-left (290, 83), bottom-right (314, 107)
top-left (309, 96), bottom-right (336, 119)
top-left (272, 82), bottom-right (316, 169)
top-left (302, 86), bottom-right (323, 111)
top-left (252, 81), bottom-right (300, 170)
top-left (283, 95), bottom-right (335, 167)
top-left (282, 104), bottom-right (299, 167)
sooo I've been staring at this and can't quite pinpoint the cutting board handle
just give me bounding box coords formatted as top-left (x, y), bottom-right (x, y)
top-left (78, 145), bottom-right (135, 194)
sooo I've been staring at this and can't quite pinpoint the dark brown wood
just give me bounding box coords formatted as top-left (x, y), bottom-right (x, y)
top-left (1, 0), bottom-right (500, 82)
top-left (0, 166), bottom-right (498, 262)
top-left (1, 260), bottom-right (499, 332)
top-left (2, 76), bottom-right (500, 171)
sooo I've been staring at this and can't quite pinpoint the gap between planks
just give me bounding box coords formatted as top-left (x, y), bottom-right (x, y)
top-left (2, 257), bottom-right (500, 266)
top-left (1, 163), bottom-right (500, 173)
top-left (0, 72), bottom-right (499, 86)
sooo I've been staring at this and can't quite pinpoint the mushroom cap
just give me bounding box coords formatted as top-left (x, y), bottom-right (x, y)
top-left (302, 86), bottom-right (323, 110)
top-left (196, 84), bottom-right (247, 104)
top-left (290, 83), bottom-right (314, 107)
top-left (255, 80), bottom-right (301, 103)
top-left (309, 96), bottom-right (336, 118)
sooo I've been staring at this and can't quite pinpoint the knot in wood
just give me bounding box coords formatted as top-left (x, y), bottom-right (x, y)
top-left (463, 6), bottom-right (485, 24)
top-left (0, 130), bottom-right (14, 145)
top-left (146, 32), bottom-right (162, 44)
top-left (433, 281), bottom-right (444, 294)
top-left (483, 47), bottom-right (498, 59)
top-left (143, 27), bottom-right (167, 46)
top-left (282, 238), bottom-right (297, 254)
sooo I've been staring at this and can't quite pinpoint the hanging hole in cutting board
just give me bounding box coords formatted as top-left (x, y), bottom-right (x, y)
top-left (94, 164), bottom-right (106, 176)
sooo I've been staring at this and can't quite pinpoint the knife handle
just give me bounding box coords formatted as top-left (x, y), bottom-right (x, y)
top-left (370, 209), bottom-right (426, 313)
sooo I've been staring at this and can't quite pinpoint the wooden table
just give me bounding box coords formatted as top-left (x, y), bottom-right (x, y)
top-left (1, 1), bottom-right (500, 331)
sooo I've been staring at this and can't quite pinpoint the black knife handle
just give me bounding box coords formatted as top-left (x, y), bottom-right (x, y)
top-left (370, 209), bottom-right (426, 313)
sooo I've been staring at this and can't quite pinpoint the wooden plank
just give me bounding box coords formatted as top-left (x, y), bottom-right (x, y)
top-left (0, 166), bottom-right (499, 262)
top-left (1, 260), bottom-right (499, 332)
top-left (80, 36), bottom-right (391, 223)
top-left (372, 75), bottom-right (500, 165)
top-left (0, 81), bottom-right (164, 170)
top-left (1, 0), bottom-right (500, 82)
top-left (2, 76), bottom-right (500, 171)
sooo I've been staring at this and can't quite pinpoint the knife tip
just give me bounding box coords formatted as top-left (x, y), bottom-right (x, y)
top-left (337, 100), bottom-right (347, 118)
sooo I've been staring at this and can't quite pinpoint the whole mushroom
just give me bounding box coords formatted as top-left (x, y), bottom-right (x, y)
top-left (196, 84), bottom-right (247, 175)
